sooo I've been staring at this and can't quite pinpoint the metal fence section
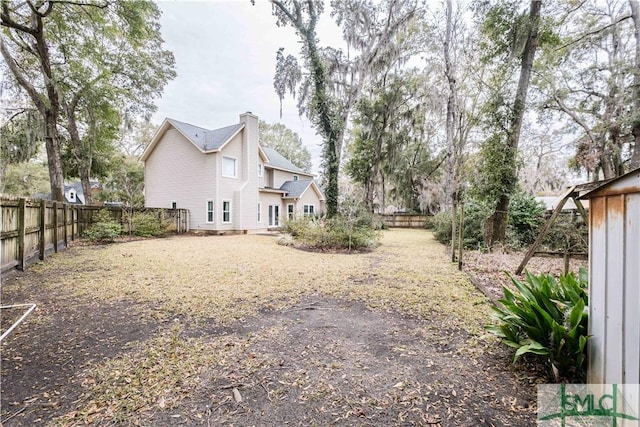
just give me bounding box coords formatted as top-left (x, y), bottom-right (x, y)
top-left (0, 194), bottom-right (189, 273)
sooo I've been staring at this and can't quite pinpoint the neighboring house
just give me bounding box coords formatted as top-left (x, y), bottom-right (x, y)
top-left (33, 180), bottom-right (102, 205)
top-left (142, 112), bottom-right (325, 232)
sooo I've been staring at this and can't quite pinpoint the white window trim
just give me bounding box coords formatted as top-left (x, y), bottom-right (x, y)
top-left (171, 200), bottom-right (177, 209)
top-left (293, 175), bottom-right (299, 181)
top-left (206, 199), bottom-right (214, 223)
top-left (258, 163), bottom-right (263, 177)
top-left (287, 203), bottom-right (294, 220)
top-left (222, 156), bottom-right (237, 178)
top-left (304, 204), bottom-right (315, 216)
top-left (222, 200), bottom-right (232, 223)
top-left (257, 202), bottom-right (262, 223)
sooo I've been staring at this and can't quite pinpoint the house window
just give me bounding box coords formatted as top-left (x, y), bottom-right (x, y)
top-left (257, 203), bottom-right (262, 223)
top-left (222, 200), bottom-right (231, 223)
top-left (293, 175), bottom-right (299, 181)
top-left (171, 200), bottom-right (177, 209)
top-left (68, 189), bottom-right (76, 203)
top-left (258, 164), bottom-right (263, 177)
top-left (206, 200), bottom-right (214, 223)
top-left (288, 204), bottom-right (294, 220)
top-left (269, 205), bottom-right (280, 227)
top-left (304, 205), bottom-right (315, 216)
top-left (222, 156), bottom-right (237, 178)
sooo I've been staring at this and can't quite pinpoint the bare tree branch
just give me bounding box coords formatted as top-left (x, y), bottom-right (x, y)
top-left (556, 13), bottom-right (632, 51)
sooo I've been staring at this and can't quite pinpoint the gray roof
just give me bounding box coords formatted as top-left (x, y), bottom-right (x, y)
top-left (168, 118), bottom-right (244, 151)
top-left (262, 146), bottom-right (308, 174)
top-left (280, 180), bottom-right (321, 198)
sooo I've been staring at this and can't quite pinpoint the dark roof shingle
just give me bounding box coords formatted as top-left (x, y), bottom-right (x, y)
top-left (262, 146), bottom-right (308, 174)
top-left (168, 118), bottom-right (244, 151)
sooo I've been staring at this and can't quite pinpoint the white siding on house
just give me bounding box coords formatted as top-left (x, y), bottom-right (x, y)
top-left (218, 132), bottom-right (244, 231)
top-left (272, 169), bottom-right (313, 189)
top-left (144, 128), bottom-right (217, 230)
top-left (297, 184), bottom-right (323, 216)
top-left (144, 113), bottom-right (320, 232)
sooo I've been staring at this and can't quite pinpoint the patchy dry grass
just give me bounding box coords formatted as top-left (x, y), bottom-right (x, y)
top-left (4, 229), bottom-right (531, 426)
top-left (34, 229), bottom-right (489, 332)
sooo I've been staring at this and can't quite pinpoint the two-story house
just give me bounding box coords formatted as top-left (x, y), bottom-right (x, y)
top-left (142, 112), bottom-right (325, 232)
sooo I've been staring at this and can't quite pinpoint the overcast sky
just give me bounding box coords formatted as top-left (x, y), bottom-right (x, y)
top-left (153, 0), bottom-right (344, 174)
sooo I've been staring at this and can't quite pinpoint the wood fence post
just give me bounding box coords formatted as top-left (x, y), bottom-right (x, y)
top-left (17, 198), bottom-right (26, 271)
top-left (53, 201), bottom-right (59, 253)
top-left (458, 203), bottom-right (465, 271)
top-left (39, 199), bottom-right (46, 260)
top-left (451, 203), bottom-right (457, 262)
top-left (63, 204), bottom-right (68, 247)
top-left (71, 207), bottom-right (76, 241)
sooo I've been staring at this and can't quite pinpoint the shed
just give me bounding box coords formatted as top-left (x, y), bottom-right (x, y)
top-left (580, 167), bottom-right (640, 385)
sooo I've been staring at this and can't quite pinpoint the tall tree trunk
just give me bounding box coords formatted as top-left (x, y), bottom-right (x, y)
top-left (306, 30), bottom-right (341, 218)
top-left (443, 0), bottom-right (458, 212)
top-left (64, 97), bottom-right (94, 205)
top-left (630, 0), bottom-right (640, 170)
top-left (271, 1), bottom-right (342, 217)
top-left (1, 2), bottom-right (65, 202)
top-left (487, 0), bottom-right (541, 247)
top-left (44, 111), bottom-right (65, 202)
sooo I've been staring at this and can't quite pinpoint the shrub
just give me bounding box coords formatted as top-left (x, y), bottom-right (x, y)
top-left (429, 211), bottom-right (453, 244)
top-left (506, 191), bottom-right (545, 247)
top-left (283, 211), bottom-right (380, 251)
top-left (84, 210), bottom-right (122, 242)
top-left (430, 193), bottom-right (545, 249)
top-left (486, 267), bottom-right (589, 381)
top-left (131, 212), bottom-right (168, 237)
top-left (325, 215), bottom-right (380, 250)
top-left (429, 199), bottom-right (491, 250)
top-left (542, 212), bottom-right (588, 254)
top-left (282, 216), bottom-right (315, 237)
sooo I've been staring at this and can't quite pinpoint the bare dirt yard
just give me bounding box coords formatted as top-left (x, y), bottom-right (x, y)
top-left (2, 229), bottom-right (543, 426)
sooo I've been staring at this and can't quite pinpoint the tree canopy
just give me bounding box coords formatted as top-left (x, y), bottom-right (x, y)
top-left (270, 0), bottom-right (639, 245)
top-left (1, 0), bottom-right (175, 203)
top-left (259, 120), bottom-right (313, 172)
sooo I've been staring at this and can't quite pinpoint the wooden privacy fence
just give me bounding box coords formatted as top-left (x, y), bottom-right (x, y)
top-left (0, 195), bottom-right (189, 273)
top-left (380, 214), bottom-right (428, 229)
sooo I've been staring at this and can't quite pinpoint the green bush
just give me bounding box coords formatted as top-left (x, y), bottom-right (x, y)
top-left (325, 215), bottom-right (380, 250)
top-left (429, 199), bottom-right (491, 250)
top-left (282, 216), bottom-right (315, 237)
top-left (283, 212), bottom-right (380, 251)
top-left (430, 193), bottom-right (545, 249)
top-left (507, 191), bottom-right (546, 247)
top-left (131, 212), bottom-right (168, 237)
top-left (84, 210), bottom-right (122, 242)
top-left (429, 211), bottom-right (453, 244)
top-left (486, 267), bottom-right (589, 381)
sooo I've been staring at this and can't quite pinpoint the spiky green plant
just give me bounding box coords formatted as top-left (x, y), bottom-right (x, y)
top-left (486, 267), bottom-right (589, 381)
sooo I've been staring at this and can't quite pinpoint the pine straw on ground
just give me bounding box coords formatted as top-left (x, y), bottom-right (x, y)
top-left (461, 248), bottom-right (588, 303)
top-left (1, 229), bottom-right (540, 426)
